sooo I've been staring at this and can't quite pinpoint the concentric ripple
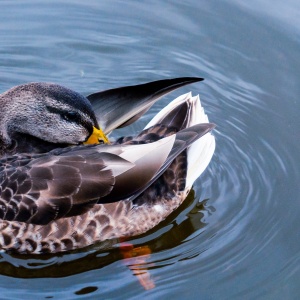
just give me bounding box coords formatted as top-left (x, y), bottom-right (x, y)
top-left (1, 0), bottom-right (300, 299)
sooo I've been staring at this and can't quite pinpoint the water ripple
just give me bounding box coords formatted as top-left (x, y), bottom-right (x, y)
top-left (1, 0), bottom-right (300, 298)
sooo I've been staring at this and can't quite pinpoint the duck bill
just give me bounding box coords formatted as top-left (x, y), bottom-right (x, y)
top-left (84, 126), bottom-right (110, 145)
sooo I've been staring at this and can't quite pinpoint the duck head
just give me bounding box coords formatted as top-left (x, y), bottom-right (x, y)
top-left (0, 82), bottom-right (108, 156)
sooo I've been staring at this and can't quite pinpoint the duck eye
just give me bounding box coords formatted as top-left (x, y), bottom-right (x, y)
top-left (62, 111), bottom-right (80, 122)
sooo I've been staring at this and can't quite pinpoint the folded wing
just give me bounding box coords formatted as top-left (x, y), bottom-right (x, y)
top-left (0, 135), bottom-right (175, 225)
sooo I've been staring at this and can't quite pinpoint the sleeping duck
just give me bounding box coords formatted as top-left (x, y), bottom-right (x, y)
top-left (0, 77), bottom-right (215, 254)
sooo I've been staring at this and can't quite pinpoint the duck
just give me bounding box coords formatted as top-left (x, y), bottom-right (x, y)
top-left (0, 77), bottom-right (215, 254)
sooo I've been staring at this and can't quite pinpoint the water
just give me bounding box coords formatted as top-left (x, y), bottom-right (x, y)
top-left (0, 0), bottom-right (300, 299)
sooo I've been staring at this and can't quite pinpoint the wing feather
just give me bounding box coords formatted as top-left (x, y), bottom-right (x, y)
top-left (87, 77), bottom-right (203, 133)
top-left (0, 137), bottom-right (176, 224)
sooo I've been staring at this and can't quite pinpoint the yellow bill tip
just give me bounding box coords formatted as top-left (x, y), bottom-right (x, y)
top-left (84, 126), bottom-right (110, 145)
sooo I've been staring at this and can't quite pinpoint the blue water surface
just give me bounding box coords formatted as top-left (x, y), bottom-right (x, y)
top-left (0, 1), bottom-right (299, 299)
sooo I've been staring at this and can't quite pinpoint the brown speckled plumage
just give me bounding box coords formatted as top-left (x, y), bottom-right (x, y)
top-left (0, 152), bottom-right (189, 254)
top-left (0, 78), bottom-right (215, 254)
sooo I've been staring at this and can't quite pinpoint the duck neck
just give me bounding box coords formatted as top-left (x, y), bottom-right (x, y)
top-left (9, 131), bottom-right (69, 155)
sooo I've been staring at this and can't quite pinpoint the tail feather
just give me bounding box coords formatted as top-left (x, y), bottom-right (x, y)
top-left (145, 92), bottom-right (215, 189)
